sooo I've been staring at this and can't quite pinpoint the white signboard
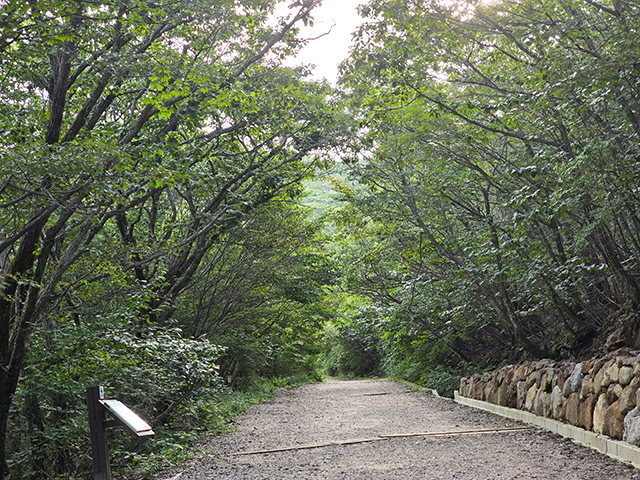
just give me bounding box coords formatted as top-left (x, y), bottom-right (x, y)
top-left (100, 400), bottom-right (155, 437)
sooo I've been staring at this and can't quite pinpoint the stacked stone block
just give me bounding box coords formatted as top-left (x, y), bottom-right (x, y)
top-left (458, 352), bottom-right (640, 446)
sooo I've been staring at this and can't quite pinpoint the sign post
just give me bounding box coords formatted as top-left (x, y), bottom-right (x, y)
top-left (87, 386), bottom-right (111, 480)
top-left (87, 386), bottom-right (155, 480)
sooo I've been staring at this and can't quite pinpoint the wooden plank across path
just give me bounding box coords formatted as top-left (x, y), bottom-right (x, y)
top-left (165, 380), bottom-right (640, 479)
top-left (230, 426), bottom-right (535, 456)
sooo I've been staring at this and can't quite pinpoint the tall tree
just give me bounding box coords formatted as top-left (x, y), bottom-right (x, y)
top-left (337, 0), bottom-right (640, 362)
top-left (0, 0), bottom-right (343, 475)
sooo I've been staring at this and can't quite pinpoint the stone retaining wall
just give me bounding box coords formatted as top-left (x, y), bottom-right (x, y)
top-left (458, 352), bottom-right (640, 446)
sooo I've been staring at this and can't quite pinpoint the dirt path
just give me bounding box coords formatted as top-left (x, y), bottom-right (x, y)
top-left (172, 379), bottom-right (640, 479)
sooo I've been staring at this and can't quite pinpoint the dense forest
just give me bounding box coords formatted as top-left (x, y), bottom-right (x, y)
top-left (1, 0), bottom-right (639, 478)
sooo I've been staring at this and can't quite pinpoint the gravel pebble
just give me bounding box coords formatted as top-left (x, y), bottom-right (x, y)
top-left (165, 379), bottom-right (640, 479)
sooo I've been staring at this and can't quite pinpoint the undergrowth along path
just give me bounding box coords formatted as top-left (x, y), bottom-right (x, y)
top-left (166, 379), bottom-right (640, 479)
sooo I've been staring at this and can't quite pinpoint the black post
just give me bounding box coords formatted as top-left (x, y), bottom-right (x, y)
top-left (87, 386), bottom-right (111, 480)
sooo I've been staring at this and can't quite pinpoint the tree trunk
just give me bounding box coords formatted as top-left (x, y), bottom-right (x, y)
top-left (0, 367), bottom-right (21, 479)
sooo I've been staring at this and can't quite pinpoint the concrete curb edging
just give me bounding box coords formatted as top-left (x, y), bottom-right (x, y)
top-left (454, 390), bottom-right (640, 469)
top-left (392, 378), bottom-right (440, 397)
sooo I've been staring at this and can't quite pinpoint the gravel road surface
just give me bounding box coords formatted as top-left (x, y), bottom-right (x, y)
top-left (169, 379), bottom-right (640, 479)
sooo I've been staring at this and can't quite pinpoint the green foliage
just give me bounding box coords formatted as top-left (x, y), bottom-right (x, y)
top-left (334, 0), bottom-right (640, 371)
top-left (321, 298), bottom-right (384, 378)
top-left (9, 305), bottom-right (323, 479)
top-left (304, 177), bottom-right (341, 218)
top-left (418, 367), bottom-right (461, 399)
top-left (7, 0), bottom-right (640, 477)
top-left (8, 313), bottom-right (223, 479)
top-left (323, 326), bottom-right (382, 378)
top-left (0, 0), bottom-right (348, 476)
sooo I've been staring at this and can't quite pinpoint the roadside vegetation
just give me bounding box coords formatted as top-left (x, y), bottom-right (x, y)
top-left (2, 0), bottom-right (640, 478)
top-left (320, 0), bottom-right (640, 394)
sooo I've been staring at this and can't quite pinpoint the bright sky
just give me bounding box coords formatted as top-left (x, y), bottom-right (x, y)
top-left (276, 0), bottom-right (366, 84)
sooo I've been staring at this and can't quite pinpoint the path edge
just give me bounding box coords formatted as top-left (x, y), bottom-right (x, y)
top-left (454, 390), bottom-right (640, 469)
top-left (391, 378), bottom-right (440, 397)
